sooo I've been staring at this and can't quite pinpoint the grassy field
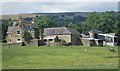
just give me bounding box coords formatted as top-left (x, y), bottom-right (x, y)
top-left (2, 45), bottom-right (119, 69)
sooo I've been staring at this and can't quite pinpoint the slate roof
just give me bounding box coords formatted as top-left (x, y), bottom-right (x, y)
top-left (7, 26), bottom-right (22, 35)
top-left (21, 20), bottom-right (37, 28)
top-left (7, 17), bottom-right (38, 35)
top-left (15, 18), bottom-right (38, 28)
top-left (43, 27), bottom-right (80, 36)
top-left (22, 20), bottom-right (31, 25)
top-left (23, 26), bottom-right (34, 31)
top-left (7, 25), bottom-right (36, 35)
top-left (24, 18), bottom-right (33, 21)
top-left (30, 24), bottom-right (38, 28)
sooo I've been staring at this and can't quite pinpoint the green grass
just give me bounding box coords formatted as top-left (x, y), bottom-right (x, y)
top-left (2, 45), bottom-right (119, 69)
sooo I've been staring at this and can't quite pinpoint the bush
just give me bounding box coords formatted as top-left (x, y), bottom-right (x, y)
top-left (60, 39), bottom-right (66, 44)
top-left (23, 31), bottom-right (33, 44)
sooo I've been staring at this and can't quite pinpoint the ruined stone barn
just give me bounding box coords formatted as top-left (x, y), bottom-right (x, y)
top-left (43, 27), bottom-right (81, 45)
top-left (80, 30), bottom-right (104, 46)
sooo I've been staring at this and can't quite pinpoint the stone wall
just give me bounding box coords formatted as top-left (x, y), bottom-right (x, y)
top-left (57, 35), bottom-right (71, 43)
top-left (81, 39), bottom-right (90, 46)
top-left (71, 34), bottom-right (81, 45)
top-left (6, 35), bottom-right (24, 43)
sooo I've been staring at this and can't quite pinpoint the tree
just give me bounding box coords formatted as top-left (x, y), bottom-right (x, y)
top-left (85, 11), bottom-right (120, 45)
top-left (2, 19), bottom-right (14, 42)
top-left (86, 11), bottom-right (118, 33)
top-left (35, 15), bottom-right (58, 39)
top-left (2, 20), bottom-right (9, 42)
top-left (117, 14), bottom-right (120, 45)
top-left (23, 31), bottom-right (33, 44)
top-left (66, 22), bottom-right (87, 33)
top-left (60, 39), bottom-right (66, 45)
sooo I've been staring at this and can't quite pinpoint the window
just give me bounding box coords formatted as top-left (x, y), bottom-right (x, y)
top-left (17, 39), bottom-right (20, 41)
top-left (105, 37), bottom-right (113, 42)
top-left (114, 38), bottom-right (118, 42)
top-left (9, 39), bottom-right (11, 42)
top-left (31, 31), bottom-right (34, 33)
top-left (49, 39), bottom-right (53, 41)
top-left (8, 39), bottom-right (12, 43)
top-left (44, 39), bottom-right (47, 42)
top-left (16, 31), bottom-right (20, 35)
top-left (94, 34), bottom-right (98, 39)
top-left (17, 39), bottom-right (21, 43)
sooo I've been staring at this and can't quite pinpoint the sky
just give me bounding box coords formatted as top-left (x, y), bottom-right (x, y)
top-left (1, 0), bottom-right (119, 15)
top-left (1, 0), bottom-right (119, 2)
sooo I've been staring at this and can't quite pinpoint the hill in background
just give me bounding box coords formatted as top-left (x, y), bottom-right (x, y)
top-left (1, 12), bottom-right (89, 26)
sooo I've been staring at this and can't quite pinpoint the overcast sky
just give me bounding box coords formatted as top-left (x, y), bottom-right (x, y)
top-left (1, 0), bottom-right (119, 2)
top-left (1, 1), bottom-right (119, 15)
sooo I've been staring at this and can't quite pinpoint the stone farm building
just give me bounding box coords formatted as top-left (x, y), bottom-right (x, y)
top-left (6, 17), bottom-right (40, 46)
top-left (80, 30), bottom-right (104, 46)
top-left (43, 27), bottom-right (81, 45)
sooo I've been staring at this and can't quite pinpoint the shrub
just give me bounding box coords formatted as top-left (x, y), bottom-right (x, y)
top-left (23, 31), bottom-right (33, 44)
top-left (60, 39), bottom-right (66, 44)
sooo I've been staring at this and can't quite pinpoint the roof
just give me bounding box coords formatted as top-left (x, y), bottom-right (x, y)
top-left (81, 37), bottom-right (103, 40)
top-left (98, 34), bottom-right (118, 38)
top-left (22, 20), bottom-right (31, 25)
top-left (24, 17), bottom-right (33, 21)
top-left (24, 21), bottom-right (38, 28)
top-left (43, 35), bottom-right (58, 39)
top-left (83, 29), bottom-right (103, 34)
top-left (106, 33), bottom-right (116, 36)
top-left (23, 26), bottom-right (34, 31)
top-left (43, 27), bottom-right (80, 35)
top-left (30, 24), bottom-right (38, 28)
top-left (81, 33), bottom-right (89, 38)
top-left (13, 19), bottom-right (38, 28)
top-left (7, 25), bottom-right (36, 35)
top-left (7, 26), bottom-right (22, 35)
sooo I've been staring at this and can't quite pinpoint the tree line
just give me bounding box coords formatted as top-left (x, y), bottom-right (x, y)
top-left (1, 11), bottom-right (120, 45)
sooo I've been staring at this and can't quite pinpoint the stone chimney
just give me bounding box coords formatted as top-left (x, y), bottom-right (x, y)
top-left (31, 18), bottom-right (35, 24)
top-left (89, 30), bottom-right (94, 38)
top-left (30, 24), bottom-right (32, 28)
top-left (18, 16), bottom-right (23, 23)
top-left (18, 16), bottom-right (24, 27)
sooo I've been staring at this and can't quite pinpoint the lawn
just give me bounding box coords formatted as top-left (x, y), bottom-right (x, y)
top-left (2, 45), bottom-right (119, 69)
